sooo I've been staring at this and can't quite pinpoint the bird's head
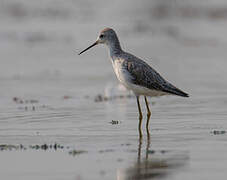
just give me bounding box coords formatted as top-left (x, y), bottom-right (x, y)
top-left (78, 28), bottom-right (118, 55)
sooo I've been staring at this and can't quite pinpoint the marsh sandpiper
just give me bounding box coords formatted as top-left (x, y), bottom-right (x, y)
top-left (79, 28), bottom-right (189, 137)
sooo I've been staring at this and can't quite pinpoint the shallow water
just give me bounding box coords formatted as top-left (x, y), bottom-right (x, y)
top-left (1, 0), bottom-right (227, 180)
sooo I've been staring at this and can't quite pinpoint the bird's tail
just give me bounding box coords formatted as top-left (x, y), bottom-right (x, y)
top-left (163, 84), bottom-right (189, 97)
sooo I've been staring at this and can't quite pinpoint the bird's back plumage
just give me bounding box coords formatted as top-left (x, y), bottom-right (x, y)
top-left (113, 51), bottom-right (189, 97)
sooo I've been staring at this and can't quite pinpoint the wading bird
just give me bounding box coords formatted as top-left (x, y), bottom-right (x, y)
top-left (78, 28), bottom-right (189, 137)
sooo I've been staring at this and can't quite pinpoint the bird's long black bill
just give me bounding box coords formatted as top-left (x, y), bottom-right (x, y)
top-left (78, 41), bottom-right (98, 55)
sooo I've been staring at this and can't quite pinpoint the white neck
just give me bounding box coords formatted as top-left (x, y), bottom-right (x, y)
top-left (106, 39), bottom-right (122, 58)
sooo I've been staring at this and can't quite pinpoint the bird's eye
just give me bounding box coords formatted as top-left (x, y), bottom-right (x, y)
top-left (99, 34), bottom-right (104, 38)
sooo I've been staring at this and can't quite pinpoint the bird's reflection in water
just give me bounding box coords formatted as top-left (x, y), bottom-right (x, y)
top-left (118, 134), bottom-right (189, 180)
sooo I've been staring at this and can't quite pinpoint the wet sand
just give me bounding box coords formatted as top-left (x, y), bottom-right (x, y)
top-left (1, 0), bottom-right (227, 179)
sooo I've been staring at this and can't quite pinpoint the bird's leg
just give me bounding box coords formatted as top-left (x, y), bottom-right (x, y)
top-left (136, 96), bottom-right (143, 137)
top-left (144, 96), bottom-right (151, 135)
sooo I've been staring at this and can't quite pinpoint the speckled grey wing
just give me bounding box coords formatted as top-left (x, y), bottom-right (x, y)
top-left (124, 59), bottom-right (189, 97)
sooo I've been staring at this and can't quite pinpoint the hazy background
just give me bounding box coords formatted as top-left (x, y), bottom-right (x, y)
top-left (0, 0), bottom-right (227, 180)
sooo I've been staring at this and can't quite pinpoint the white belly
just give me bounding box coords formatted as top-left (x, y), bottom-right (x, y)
top-left (112, 60), bottom-right (168, 97)
top-left (125, 82), bottom-right (168, 97)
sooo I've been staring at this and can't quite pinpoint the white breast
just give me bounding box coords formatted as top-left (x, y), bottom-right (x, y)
top-left (112, 59), bottom-right (131, 86)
